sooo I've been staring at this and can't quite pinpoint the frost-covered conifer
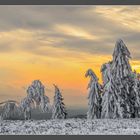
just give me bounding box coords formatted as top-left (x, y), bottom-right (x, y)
top-left (19, 96), bottom-right (34, 120)
top-left (52, 85), bottom-right (67, 119)
top-left (101, 75), bottom-right (124, 119)
top-left (132, 71), bottom-right (140, 117)
top-left (111, 39), bottom-right (133, 118)
top-left (85, 69), bottom-right (102, 119)
top-left (102, 39), bottom-right (134, 118)
top-left (27, 80), bottom-right (50, 112)
top-left (112, 39), bottom-right (132, 78)
top-left (19, 80), bottom-right (50, 120)
top-left (40, 95), bottom-right (51, 113)
top-left (101, 61), bottom-right (112, 86)
top-left (27, 80), bottom-right (45, 104)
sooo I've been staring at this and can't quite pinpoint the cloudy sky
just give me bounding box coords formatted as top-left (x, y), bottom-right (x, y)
top-left (0, 5), bottom-right (140, 109)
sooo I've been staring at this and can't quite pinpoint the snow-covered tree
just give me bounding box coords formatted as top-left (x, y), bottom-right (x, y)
top-left (0, 100), bottom-right (21, 120)
top-left (39, 95), bottom-right (51, 113)
top-left (132, 71), bottom-right (140, 118)
top-left (101, 39), bottom-right (134, 118)
top-left (27, 80), bottom-right (50, 112)
top-left (101, 75), bottom-right (124, 119)
top-left (19, 96), bottom-right (34, 120)
top-left (111, 39), bottom-right (134, 118)
top-left (27, 80), bottom-right (45, 104)
top-left (52, 85), bottom-right (67, 119)
top-left (85, 69), bottom-right (102, 119)
top-left (101, 61), bottom-right (112, 86)
top-left (18, 80), bottom-right (50, 120)
top-left (112, 39), bottom-right (132, 79)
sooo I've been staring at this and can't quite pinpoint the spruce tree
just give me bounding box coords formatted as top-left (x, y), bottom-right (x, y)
top-left (52, 84), bottom-right (67, 119)
top-left (85, 69), bottom-right (102, 119)
top-left (101, 39), bottom-right (134, 118)
top-left (19, 96), bottom-right (34, 120)
top-left (27, 80), bottom-right (45, 104)
top-left (27, 80), bottom-right (50, 112)
top-left (101, 61), bottom-right (112, 86)
top-left (101, 75), bottom-right (124, 119)
top-left (111, 39), bottom-right (133, 118)
top-left (112, 39), bottom-right (132, 78)
top-left (132, 71), bottom-right (140, 117)
top-left (40, 95), bottom-right (51, 113)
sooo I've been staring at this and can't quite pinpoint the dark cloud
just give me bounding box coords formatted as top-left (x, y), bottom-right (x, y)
top-left (0, 6), bottom-right (139, 60)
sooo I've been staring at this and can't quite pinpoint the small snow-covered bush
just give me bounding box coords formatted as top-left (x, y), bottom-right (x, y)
top-left (0, 101), bottom-right (22, 120)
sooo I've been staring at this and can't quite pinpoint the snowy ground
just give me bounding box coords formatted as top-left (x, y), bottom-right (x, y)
top-left (0, 119), bottom-right (140, 135)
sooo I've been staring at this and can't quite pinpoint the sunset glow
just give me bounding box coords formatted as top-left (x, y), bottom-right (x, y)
top-left (0, 6), bottom-right (140, 108)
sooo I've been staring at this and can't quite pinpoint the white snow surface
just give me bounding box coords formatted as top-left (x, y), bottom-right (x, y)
top-left (0, 119), bottom-right (140, 135)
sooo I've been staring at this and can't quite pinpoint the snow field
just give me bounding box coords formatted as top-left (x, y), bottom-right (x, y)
top-left (0, 119), bottom-right (140, 135)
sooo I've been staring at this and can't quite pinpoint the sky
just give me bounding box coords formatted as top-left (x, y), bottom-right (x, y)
top-left (0, 5), bottom-right (140, 109)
